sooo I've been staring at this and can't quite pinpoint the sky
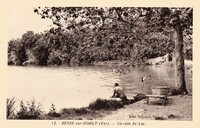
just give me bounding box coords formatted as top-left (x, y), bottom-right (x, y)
top-left (7, 7), bottom-right (53, 40)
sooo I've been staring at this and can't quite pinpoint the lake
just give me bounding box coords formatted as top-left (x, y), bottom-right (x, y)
top-left (7, 64), bottom-right (192, 112)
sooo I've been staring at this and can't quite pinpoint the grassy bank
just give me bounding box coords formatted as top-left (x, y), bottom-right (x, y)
top-left (45, 98), bottom-right (126, 120)
top-left (7, 98), bottom-right (127, 120)
top-left (7, 94), bottom-right (192, 120)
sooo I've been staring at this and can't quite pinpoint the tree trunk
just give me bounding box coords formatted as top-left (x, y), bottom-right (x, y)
top-left (172, 15), bottom-right (188, 95)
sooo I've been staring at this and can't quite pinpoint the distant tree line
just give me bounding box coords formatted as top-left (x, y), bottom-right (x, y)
top-left (7, 28), bottom-right (192, 66)
top-left (8, 28), bottom-right (180, 66)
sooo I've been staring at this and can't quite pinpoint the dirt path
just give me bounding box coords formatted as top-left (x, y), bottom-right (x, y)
top-left (99, 95), bottom-right (192, 120)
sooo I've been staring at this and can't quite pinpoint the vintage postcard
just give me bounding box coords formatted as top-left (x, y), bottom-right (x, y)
top-left (0, 0), bottom-right (199, 128)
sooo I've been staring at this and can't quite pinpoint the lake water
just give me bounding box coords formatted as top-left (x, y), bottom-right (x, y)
top-left (8, 65), bottom-right (192, 112)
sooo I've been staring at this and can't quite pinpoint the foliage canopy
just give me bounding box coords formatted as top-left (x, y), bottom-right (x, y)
top-left (8, 7), bottom-right (192, 66)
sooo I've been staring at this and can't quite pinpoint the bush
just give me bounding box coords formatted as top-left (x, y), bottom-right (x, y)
top-left (16, 99), bottom-right (43, 119)
top-left (47, 104), bottom-right (61, 118)
top-left (60, 107), bottom-right (92, 116)
top-left (169, 87), bottom-right (182, 96)
top-left (88, 98), bottom-right (124, 110)
top-left (7, 98), bottom-right (16, 119)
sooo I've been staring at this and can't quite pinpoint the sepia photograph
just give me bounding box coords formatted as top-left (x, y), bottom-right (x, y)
top-left (6, 6), bottom-right (193, 121)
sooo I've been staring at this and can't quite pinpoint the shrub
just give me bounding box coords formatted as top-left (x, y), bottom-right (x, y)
top-left (154, 116), bottom-right (166, 120)
top-left (60, 107), bottom-right (103, 120)
top-left (16, 99), bottom-right (43, 119)
top-left (47, 104), bottom-right (61, 118)
top-left (7, 98), bottom-right (16, 119)
top-left (169, 87), bottom-right (182, 96)
top-left (88, 98), bottom-right (124, 110)
top-left (60, 107), bottom-right (91, 116)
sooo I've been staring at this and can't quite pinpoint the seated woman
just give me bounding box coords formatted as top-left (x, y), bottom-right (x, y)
top-left (111, 83), bottom-right (128, 101)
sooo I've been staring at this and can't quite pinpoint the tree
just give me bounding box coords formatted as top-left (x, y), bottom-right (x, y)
top-left (172, 15), bottom-right (188, 94)
top-left (33, 35), bottom-right (50, 66)
top-left (169, 8), bottom-right (193, 94)
top-left (8, 39), bottom-right (28, 65)
top-left (34, 7), bottom-right (192, 94)
top-left (21, 31), bottom-right (37, 49)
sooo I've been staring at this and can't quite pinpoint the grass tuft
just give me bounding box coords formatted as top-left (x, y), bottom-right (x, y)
top-left (7, 97), bottom-right (16, 119)
top-left (60, 107), bottom-right (92, 116)
top-left (88, 98), bottom-right (124, 110)
top-left (16, 99), bottom-right (43, 119)
top-left (47, 104), bottom-right (61, 118)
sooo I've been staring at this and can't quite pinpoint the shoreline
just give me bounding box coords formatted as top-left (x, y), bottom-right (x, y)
top-left (7, 94), bottom-right (192, 120)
